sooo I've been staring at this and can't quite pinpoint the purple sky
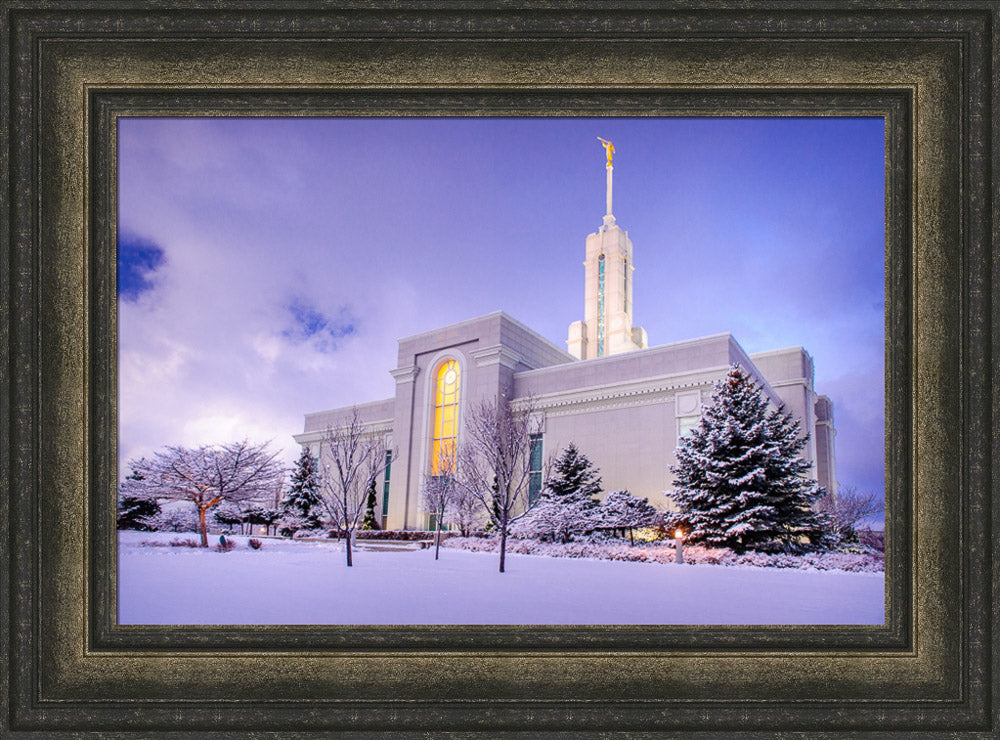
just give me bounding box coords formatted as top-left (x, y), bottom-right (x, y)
top-left (118, 116), bottom-right (885, 497)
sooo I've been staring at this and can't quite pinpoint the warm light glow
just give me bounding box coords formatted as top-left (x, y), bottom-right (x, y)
top-left (431, 359), bottom-right (460, 475)
top-left (674, 529), bottom-right (683, 539)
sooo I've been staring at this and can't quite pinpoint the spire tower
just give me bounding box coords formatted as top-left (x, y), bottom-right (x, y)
top-left (567, 139), bottom-right (648, 360)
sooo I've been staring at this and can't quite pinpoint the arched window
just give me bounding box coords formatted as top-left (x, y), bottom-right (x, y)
top-left (430, 359), bottom-right (460, 474)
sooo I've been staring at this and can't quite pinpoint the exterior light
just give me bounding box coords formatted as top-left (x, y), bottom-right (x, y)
top-left (673, 528), bottom-right (685, 564)
top-left (674, 528), bottom-right (683, 539)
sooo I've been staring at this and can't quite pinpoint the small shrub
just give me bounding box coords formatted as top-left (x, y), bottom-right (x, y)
top-left (248, 538), bottom-right (262, 550)
top-left (631, 526), bottom-right (666, 543)
top-left (214, 537), bottom-right (236, 552)
top-left (169, 538), bottom-right (200, 548)
top-left (140, 509), bottom-right (201, 533)
top-left (857, 528), bottom-right (885, 552)
top-left (440, 536), bottom-right (884, 572)
top-left (355, 530), bottom-right (446, 541)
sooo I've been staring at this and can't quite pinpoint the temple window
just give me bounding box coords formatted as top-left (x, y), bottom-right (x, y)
top-left (430, 359), bottom-right (460, 474)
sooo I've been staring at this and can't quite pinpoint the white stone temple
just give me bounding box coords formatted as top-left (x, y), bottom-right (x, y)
top-left (295, 140), bottom-right (837, 530)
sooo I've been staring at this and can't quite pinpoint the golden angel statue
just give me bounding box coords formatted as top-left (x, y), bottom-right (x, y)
top-left (597, 137), bottom-right (614, 166)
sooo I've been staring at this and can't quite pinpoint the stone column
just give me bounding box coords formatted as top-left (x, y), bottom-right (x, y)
top-left (606, 164), bottom-right (613, 216)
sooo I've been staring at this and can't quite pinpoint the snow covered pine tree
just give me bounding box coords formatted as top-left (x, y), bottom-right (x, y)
top-left (523, 442), bottom-right (602, 543)
top-left (361, 477), bottom-right (381, 531)
top-left (279, 446), bottom-right (325, 535)
top-left (669, 364), bottom-right (837, 553)
top-left (596, 489), bottom-right (659, 544)
top-left (116, 465), bottom-right (160, 530)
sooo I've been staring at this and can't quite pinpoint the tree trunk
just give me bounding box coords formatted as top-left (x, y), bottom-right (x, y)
top-left (345, 530), bottom-right (353, 567)
top-left (629, 527), bottom-right (634, 545)
top-left (197, 506), bottom-right (209, 547)
top-left (499, 520), bottom-right (507, 573)
top-left (434, 513), bottom-right (442, 561)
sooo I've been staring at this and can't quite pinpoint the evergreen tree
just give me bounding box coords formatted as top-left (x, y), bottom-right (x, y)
top-left (669, 364), bottom-right (836, 553)
top-left (280, 446), bottom-right (324, 531)
top-left (484, 476), bottom-right (501, 532)
top-left (361, 477), bottom-right (381, 530)
top-left (117, 466), bottom-right (160, 530)
top-left (544, 443), bottom-right (602, 501)
top-left (525, 443), bottom-right (602, 543)
top-left (596, 489), bottom-right (659, 544)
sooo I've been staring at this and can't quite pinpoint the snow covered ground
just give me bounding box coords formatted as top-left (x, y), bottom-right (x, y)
top-left (118, 531), bottom-right (885, 625)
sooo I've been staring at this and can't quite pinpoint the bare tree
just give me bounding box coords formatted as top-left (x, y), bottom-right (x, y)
top-left (420, 441), bottom-right (459, 560)
top-left (816, 485), bottom-right (885, 539)
top-left (457, 395), bottom-right (541, 573)
top-left (446, 482), bottom-right (484, 537)
top-left (122, 439), bottom-right (285, 547)
top-left (316, 408), bottom-right (392, 567)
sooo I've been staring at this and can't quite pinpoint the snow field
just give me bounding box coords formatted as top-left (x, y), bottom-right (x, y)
top-left (118, 531), bottom-right (884, 625)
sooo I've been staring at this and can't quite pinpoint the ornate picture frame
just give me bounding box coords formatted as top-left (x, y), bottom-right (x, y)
top-left (2, 2), bottom-right (995, 735)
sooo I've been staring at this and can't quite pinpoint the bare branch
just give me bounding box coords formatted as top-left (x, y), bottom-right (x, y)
top-left (454, 394), bottom-right (541, 572)
top-left (317, 408), bottom-right (394, 566)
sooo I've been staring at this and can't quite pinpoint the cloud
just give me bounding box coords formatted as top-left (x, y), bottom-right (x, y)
top-left (117, 234), bottom-right (166, 302)
top-left (115, 117), bottom-right (884, 496)
top-left (282, 299), bottom-right (358, 352)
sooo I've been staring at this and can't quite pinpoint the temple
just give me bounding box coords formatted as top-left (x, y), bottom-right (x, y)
top-left (295, 141), bottom-right (837, 529)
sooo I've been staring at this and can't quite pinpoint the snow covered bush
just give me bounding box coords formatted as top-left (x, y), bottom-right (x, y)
top-left (355, 530), bottom-right (442, 541)
top-left (441, 536), bottom-right (883, 572)
top-left (631, 527), bottom-right (667, 543)
top-left (248, 538), bottom-right (262, 550)
top-left (212, 504), bottom-right (245, 533)
top-left (168, 537), bottom-right (199, 548)
top-left (669, 364), bottom-right (838, 553)
top-left (139, 508), bottom-right (201, 533)
top-left (513, 496), bottom-right (594, 542)
top-left (291, 527), bottom-right (324, 539)
top-left (815, 485), bottom-right (884, 542)
top-left (277, 513), bottom-right (311, 538)
top-left (595, 489), bottom-right (659, 544)
top-left (857, 528), bottom-right (884, 553)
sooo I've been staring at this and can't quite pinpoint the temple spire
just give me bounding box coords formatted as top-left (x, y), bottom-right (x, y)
top-left (567, 138), bottom-right (646, 360)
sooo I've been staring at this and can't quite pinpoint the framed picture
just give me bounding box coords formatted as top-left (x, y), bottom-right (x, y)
top-left (114, 115), bottom-right (886, 628)
top-left (2, 2), bottom-right (995, 736)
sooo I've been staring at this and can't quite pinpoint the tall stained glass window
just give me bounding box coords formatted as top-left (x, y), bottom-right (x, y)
top-left (381, 450), bottom-right (392, 519)
top-left (431, 359), bottom-right (460, 475)
top-left (597, 253), bottom-right (606, 356)
top-left (528, 433), bottom-right (544, 504)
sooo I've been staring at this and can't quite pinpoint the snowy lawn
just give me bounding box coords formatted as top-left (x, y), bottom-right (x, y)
top-left (118, 531), bottom-right (884, 625)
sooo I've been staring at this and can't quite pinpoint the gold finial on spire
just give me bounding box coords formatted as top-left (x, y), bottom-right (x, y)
top-left (597, 137), bottom-right (614, 167)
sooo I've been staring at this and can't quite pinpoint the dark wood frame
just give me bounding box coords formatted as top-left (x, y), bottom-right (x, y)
top-left (1, 2), bottom-right (995, 736)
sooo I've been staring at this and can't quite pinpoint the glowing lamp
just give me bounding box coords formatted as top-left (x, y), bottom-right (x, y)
top-left (673, 528), bottom-right (685, 564)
